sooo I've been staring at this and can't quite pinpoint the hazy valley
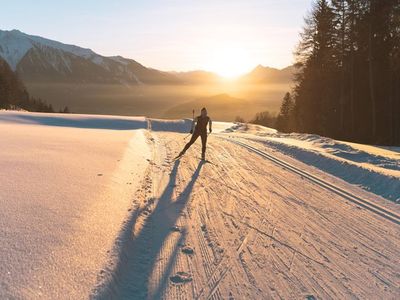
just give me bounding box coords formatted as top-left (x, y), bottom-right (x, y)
top-left (1, 29), bottom-right (293, 120)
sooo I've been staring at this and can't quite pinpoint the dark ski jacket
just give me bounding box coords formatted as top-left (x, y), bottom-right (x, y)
top-left (193, 115), bottom-right (212, 133)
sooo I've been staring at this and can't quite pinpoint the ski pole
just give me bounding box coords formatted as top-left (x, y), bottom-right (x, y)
top-left (183, 109), bottom-right (195, 140)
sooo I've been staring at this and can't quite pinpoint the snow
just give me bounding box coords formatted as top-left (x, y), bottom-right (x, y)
top-left (221, 122), bottom-right (277, 134)
top-left (0, 111), bottom-right (150, 299)
top-left (235, 131), bottom-right (400, 202)
top-left (93, 121), bottom-right (399, 299)
top-left (0, 30), bottom-right (33, 70)
top-left (149, 118), bottom-right (193, 133)
top-left (109, 56), bottom-right (130, 66)
top-left (0, 111), bottom-right (147, 130)
top-left (1, 111), bottom-right (399, 299)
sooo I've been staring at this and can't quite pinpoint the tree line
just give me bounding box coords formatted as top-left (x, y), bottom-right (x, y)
top-left (276, 0), bottom-right (400, 145)
top-left (0, 57), bottom-right (69, 113)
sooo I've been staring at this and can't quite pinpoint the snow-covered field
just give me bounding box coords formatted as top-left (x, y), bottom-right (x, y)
top-left (0, 112), bottom-right (150, 298)
top-left (1, 111), bottom-right (399, 299)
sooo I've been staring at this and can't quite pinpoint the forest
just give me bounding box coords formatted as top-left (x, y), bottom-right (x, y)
top-left (0, 57), bottom-right (54, 112)
top-left (276, 0), bottom-right (400, 145)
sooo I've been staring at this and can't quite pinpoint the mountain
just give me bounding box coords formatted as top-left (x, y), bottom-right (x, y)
top-left (171, 66), bottom-right (295, 85)
top-left (171, 65), bottom-right (295, 85)
top-left (0, 30), bottom-right (294, 86)
top-left (239, 65), bottom-right (295, 84)
top-left (0, 29), bottom-right (181, 84)
top-left (0, 29), bottom-right (293, 116)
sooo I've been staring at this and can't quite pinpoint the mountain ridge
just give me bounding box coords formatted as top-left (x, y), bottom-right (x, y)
top-left (0, 29), bottom-right (293, 85)
top-left (0, 29), bottom-right (181, 84)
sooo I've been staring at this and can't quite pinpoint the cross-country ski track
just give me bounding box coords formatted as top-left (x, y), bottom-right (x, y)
top-left (1, 112), bottom-right (399, 299)
top-left (223, 136), bottom-right (400, 226)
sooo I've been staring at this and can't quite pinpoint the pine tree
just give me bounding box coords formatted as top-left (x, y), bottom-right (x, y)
top-left (287, 0), bottom-right (400, 145)
top-left (294, 0), bottom-right (336, 135)
top-left (250, 111), bottom-right (276, 128)
top-left (276, 92), bottom-right (294, 133)
top-left (0, 57), bottom-right (55, 112)
top-left (331, 0), bottom-right (350, 133)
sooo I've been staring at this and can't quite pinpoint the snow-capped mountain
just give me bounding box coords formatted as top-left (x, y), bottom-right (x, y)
top-left (0, 29), bottom-right (180, 84)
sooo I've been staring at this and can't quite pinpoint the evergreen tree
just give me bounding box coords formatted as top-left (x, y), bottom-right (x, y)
top-left (294, 0), bottom-right (336, 136)
top-left (0, 57), bottom-right (54, 112)
top-left (280, 0), bottom-right (400, 145)
top-left (276, 92), bottom-right (294, 133)
top-left (250, 111), bottom-right (276, 128)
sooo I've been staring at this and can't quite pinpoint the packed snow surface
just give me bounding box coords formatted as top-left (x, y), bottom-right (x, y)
top-left (1, 112), bottom-right (399, 299)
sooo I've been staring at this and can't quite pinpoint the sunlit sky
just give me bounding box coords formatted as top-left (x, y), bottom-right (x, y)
top-left (1, 0), bottom-right (311, 77)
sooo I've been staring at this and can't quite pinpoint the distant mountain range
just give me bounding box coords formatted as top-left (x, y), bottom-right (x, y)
top-left (0, 29), bottom-right (294, 85)
top-left (0, 29), bottom-right (180, 84)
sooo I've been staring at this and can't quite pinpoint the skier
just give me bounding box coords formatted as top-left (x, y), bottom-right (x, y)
top-left (177, 107), bottom-right (212, 160)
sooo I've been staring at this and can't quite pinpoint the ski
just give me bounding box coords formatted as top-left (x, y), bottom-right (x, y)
top-left (172, 153), bottom-right (184, 161)
top-left (197, 157), bottom-right (216, 165)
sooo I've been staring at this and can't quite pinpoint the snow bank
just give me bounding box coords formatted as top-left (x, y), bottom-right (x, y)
top-left (0, 111), bottom-right (146, 130)
top-left (265, 133), bottom-right (400, 175)
top-left (222, 122), bottom-right (277, 134)
top-left (149, 118), bottom-right (192, 133)
top-left (242, 132), bottom-right (400, 202)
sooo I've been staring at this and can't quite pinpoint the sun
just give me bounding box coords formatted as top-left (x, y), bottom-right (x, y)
top-left (205, 46), bottom-right (253, 79)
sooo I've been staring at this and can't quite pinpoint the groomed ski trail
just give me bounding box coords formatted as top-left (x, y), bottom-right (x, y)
top-left (92, 130), bottom-right (400, 300)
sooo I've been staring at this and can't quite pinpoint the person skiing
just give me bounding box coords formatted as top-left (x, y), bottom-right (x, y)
top-left (177, 107), bottom-right (212, 160)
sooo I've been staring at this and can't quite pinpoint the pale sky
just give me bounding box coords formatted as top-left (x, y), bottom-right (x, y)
top-left (1, 0), bottom-right (311, 76)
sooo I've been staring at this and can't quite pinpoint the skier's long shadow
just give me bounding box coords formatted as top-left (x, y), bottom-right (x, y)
top-left (93, 159), bottom-right (204, 299)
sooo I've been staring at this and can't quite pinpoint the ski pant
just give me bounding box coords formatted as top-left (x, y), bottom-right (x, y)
top-left (182, 130), bottom-right (207, 155)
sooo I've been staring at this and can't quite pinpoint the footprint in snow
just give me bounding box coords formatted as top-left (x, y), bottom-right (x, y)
top-left (170, 226), bottom-right (181, 232)
top-left (169, 272), bottom-right (192, 284)
top-left (181, 246), bottom-right (194, 255)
